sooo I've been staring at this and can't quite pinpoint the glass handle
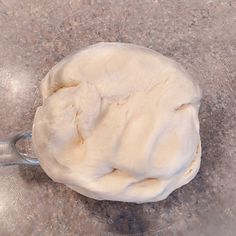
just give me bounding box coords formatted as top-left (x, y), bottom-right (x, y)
top-left (0, 131), bottom-right (39, 167)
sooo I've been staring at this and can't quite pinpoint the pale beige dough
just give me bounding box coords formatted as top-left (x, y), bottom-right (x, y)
top-left (32, 42), bottom-right (202, 203)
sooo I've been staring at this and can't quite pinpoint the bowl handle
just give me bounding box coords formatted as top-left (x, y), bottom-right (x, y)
top-left (0, 131), bottom-right (39, 167)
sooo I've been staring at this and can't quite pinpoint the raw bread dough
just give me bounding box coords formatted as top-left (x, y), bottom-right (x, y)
top-left (32, 42), bottom-right (202, 203)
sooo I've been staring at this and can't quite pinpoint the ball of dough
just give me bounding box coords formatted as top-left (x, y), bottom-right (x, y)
top-left (32, 42), bottom-right (202, 203)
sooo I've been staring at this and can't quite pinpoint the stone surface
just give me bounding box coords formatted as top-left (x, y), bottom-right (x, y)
top-left (0, 0), bottom-right (235, 235)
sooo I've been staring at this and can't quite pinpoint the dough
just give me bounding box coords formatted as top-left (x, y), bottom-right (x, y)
top-left (32, 42), bottom-right (202, 203)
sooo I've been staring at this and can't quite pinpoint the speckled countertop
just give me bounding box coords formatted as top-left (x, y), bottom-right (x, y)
top-left (0, 0), bottom-right (235, 235)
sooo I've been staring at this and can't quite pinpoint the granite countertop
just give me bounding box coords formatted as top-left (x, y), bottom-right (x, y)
top-left (0, 0), bottom-right (235, 235)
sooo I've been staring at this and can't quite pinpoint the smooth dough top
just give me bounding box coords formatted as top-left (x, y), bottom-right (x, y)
top-left (32, 42), bottom-right (202, 203)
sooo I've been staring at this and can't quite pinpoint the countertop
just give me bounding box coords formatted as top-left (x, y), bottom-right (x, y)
top-left (0, 0), bottom-right (235, 235)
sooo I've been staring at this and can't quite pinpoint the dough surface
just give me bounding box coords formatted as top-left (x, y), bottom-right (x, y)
top-left (32, 42), bottom-right (202, 203)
